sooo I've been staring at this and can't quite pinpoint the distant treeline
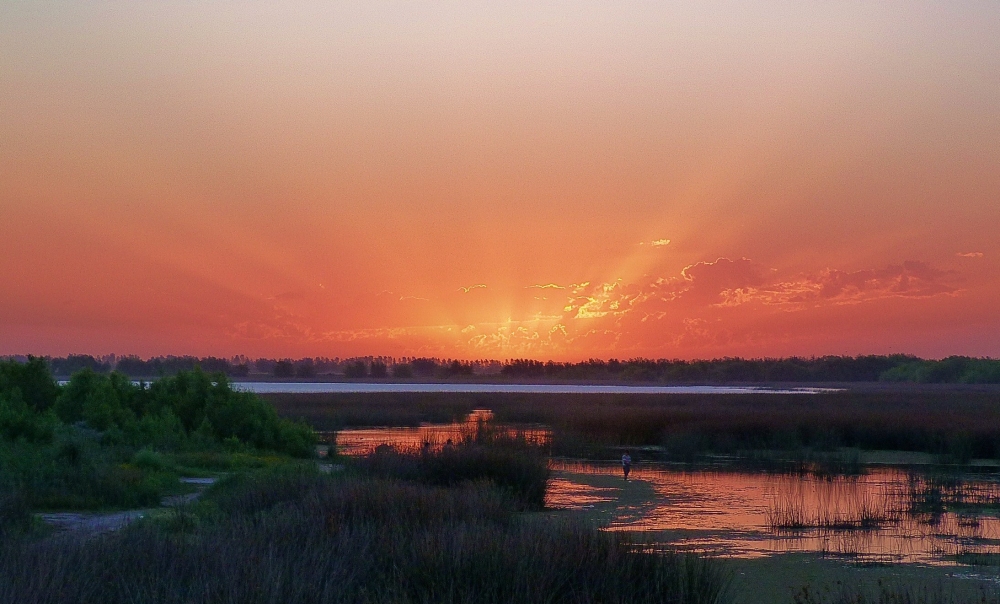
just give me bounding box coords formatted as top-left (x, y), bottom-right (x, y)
top-left (500, 355), bottom-right (1000, 384)
top-left (19, 355), bottom-right (498, 380)
top-left (3, 354), bottom-right (999, 384)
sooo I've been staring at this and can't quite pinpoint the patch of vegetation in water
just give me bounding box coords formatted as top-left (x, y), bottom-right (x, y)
top-left (951, 552), bottom-right (1000, 567)
top-left (348, 425), bottom-right (551, 510)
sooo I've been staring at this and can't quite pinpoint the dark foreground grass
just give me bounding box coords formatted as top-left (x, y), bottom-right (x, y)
top-left (0, 465), bottom-right (730, 604)
top-left (792, 582), bottom-right (1000, 604)
top-left (267, 390), bottom-right (1000, 460)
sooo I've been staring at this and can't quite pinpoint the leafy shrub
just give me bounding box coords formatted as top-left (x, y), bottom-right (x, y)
top-left (51, 367), bottom-right (315, 456)
top-left (132, 449), bottom-right (168, 471)
top-left (0, 390), bottom-right (57, 443)
top-left (0, 357), bottom-right (59, 413)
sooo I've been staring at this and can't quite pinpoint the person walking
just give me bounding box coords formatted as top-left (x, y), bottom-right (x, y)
top-left (621, 451), bottom-right (632, 480)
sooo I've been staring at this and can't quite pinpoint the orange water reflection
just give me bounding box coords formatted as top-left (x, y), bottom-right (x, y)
top-left (333, 410), bottom-right (550, 455)
top-left (547, 461), bottom-right (1000, 565)
top-left (331, 413), bottom-right (1000, 566)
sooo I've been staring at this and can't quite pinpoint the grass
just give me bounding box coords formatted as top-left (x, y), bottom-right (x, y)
top-left (792, 581), bottom-right (1000, 604)
top-left (0, 432), bottom-right (184, 510)
top-left (905, 473), bottom-right (1000, 518)
top-left (763, 470), bottom-right (1000, 534)
top-left (766, 488), bottom-right (905, 532)
top-left (0, 490), bottom-right (32, 538)
top-left (0, 463), bottom-right (732, 604)
top-left (348, 427), bottom-right (550, 510)
top-left (266, 389), bottom-right (1000, 461)
top-left (0, 427), bottom-right (300, 512)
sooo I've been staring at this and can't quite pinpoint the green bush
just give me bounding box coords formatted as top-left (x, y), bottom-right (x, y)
top-left (0, 363), bottom-right (316, 512)
top-left (0, 390), bottom-right (57, 443)
top-left (51, 367), bottom-right (316, 456)
top-left (132, 448), bottom-right (168, 471)
top-left (0, 357), bottom-right (59, 413)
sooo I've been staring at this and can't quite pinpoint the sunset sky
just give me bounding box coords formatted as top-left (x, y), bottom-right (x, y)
top-left (2, 1), bottom-right (998, 360)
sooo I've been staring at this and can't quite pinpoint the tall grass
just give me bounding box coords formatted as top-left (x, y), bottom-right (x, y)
top-left (766, 488), bottom-right (904, 531)
top-left (0, 469), bottom-right (731, 604)
top-left (0, 490), bottom-right (31, 537)
top-left (347, 422), bottom-right (551, 510)
top-left (792, 582), bottom-right (1000, 604)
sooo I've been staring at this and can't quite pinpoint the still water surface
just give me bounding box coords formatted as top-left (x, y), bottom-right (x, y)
top-left (233, 382), bottom-right (836, 395)
top-left (336, 410), bottom-right (1000, 566)
top-left (548, 461), bottom-right (1000, 565)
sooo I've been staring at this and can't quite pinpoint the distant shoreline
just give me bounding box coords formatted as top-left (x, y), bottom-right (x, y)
top-left (51, 375), bottom-right (1000, 393)
top-left (230, 382), bottom-right (840, 395)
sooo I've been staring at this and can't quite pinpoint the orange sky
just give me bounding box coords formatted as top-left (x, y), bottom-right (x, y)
top-left (2, 2), bottom-right (998, 360)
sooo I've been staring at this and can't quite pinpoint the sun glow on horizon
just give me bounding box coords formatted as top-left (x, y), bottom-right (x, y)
top-left (2, 1), bottom-right (998, 360)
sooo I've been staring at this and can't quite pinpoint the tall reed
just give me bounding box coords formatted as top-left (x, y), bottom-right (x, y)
top-left (0, 470), bottom-right (731, 604)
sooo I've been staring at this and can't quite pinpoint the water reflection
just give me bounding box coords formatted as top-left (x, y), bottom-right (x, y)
top-left (233, 382), bottom-right (838, 394)
top-left (547, 461), bottom-right (1000, 565)
top-left (331, 410), bottom-right (1000, 566)
top-left (333, 410), bottom-right (550, 455)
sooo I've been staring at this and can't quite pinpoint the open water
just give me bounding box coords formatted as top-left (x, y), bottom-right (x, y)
top-left (334, 410), bottom-right (1000, 567)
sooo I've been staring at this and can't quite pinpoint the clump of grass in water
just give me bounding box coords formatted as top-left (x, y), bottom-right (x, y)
top-left (766, 487), bottom-right (905, 532)
top-left (351, 426), bottom-right (550, 510)
top-left (0, 468), bottom-right (731, 604)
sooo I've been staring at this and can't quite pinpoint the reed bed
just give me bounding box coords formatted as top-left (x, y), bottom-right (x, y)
top-left (765, 480), bottom-right (907, 532)
top-left (266, 390), bottom-right (1000, 461)
top-left (767, 492), bottom-right (905, 532)
top-left (906, 474), bottom-right (1000, 517)
top-left (348, 424), bottom-right (550, 510)
top-left (0, 467), bottom-right (731, 604)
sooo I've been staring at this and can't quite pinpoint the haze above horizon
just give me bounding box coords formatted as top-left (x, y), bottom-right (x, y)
top-left (2, 1), bottom-right (998, 360)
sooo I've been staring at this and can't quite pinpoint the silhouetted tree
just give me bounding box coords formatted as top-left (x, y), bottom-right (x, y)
top-left (295, 359), bottom-right (316, 378)
top-left (273, 360), bottom-right (295, 378)
top-left (391, 363), bottom-right (413, 378)
top-left (344, 361), bottom-right (368, 379)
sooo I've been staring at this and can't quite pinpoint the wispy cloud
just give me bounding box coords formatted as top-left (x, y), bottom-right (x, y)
top-left (957, 252), bottom-right (984, 258)
top-left (715, 261), bottom-right (961, 308)
top-left (458, 284), bottom-right (487, 293)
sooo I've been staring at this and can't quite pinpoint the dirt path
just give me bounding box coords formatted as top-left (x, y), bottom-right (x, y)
top-left (38, 477), bottom-right (217, 536)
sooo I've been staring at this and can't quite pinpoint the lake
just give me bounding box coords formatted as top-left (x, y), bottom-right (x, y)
top-left (232, 382), bottom-right (838, 394)
top-left (333, 409), bottom-right (1000, 567)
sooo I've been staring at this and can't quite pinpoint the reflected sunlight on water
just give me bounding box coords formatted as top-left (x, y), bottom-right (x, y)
top-left (547, 461), bottom-right (1000, 565)
top-left (332, 410), bottom-right (550, 455)
top-left (329, 411), bottom-right (1000, 566)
